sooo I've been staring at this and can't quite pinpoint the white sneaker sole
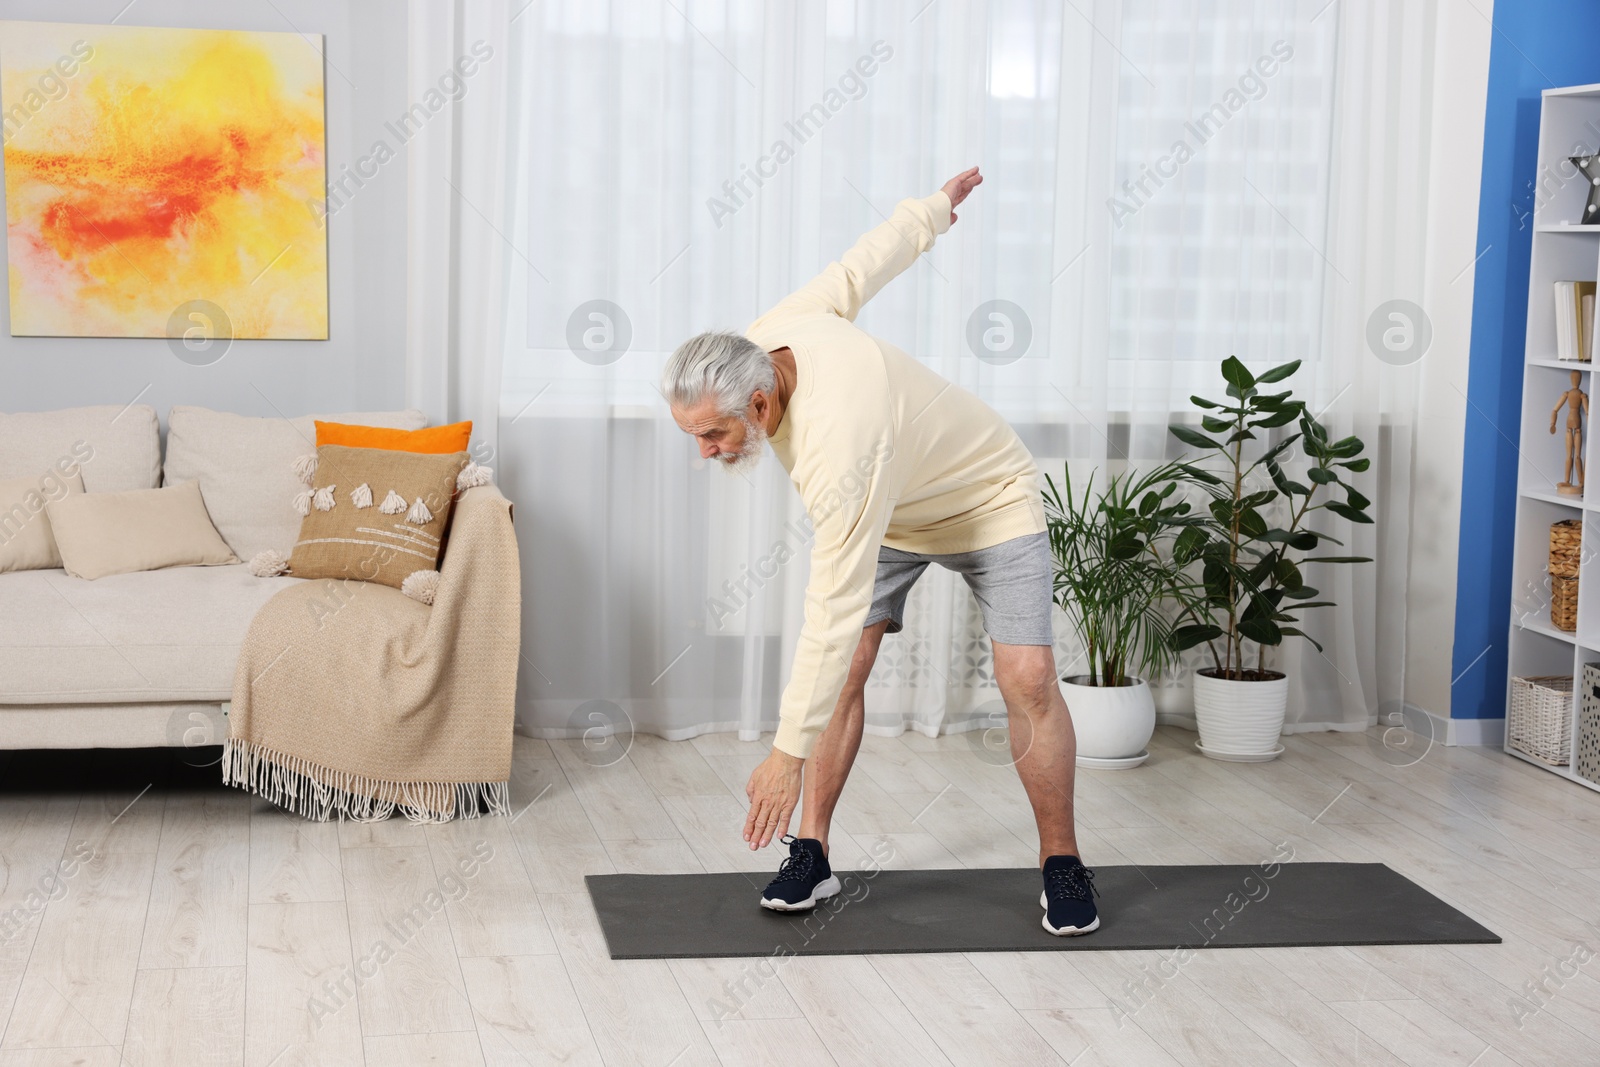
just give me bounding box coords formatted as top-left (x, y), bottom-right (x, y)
top-left (761, 875), bottom-right (842, 912)
top-left (1040, 890), bottom-right (1101, 936)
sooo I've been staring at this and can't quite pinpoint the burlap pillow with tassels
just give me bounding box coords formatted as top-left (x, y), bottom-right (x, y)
top-left (246, 444), bottom-right (493, 602)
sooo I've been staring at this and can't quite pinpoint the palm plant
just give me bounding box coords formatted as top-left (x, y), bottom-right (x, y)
top-left (1043, 461), bottom-right (1199, 687)
top-left (1165, 356), bottom-right (1373, 678)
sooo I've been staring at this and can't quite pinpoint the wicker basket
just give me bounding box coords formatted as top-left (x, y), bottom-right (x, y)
top-left (1552, 575), bottom-right (1580, 631)
top-left (1509, 675), bottom-right (1573, 765)
top-left (1551, 520), bottom-right (1582, 578)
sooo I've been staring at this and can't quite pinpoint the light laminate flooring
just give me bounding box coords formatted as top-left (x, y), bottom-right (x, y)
top-left (1, 724), bottom-right (1596, 1067)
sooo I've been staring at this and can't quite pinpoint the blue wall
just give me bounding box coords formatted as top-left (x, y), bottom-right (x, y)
top-left (1454, 1), bottom-right (1600, 719)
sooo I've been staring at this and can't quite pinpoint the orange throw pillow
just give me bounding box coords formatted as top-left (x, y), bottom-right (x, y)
top-left (315, 420), bottom-right (472, 455)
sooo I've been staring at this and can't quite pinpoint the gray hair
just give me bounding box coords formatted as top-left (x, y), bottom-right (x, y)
top-left (662, 331), bottom-right (775, 417)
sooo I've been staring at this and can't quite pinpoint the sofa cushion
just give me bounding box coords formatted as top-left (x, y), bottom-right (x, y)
top-left (315, 419), bottom-right (473, 454)
top-left (47, 479), bottom-right (238, 580)
top-left (287, 445), bottom-right (468, 588)
top-left (163, 406), bottom-right (427, 560)
top-left (0, 469), bottom-right (84, 573)
top-left (0, 564), bottom-right (302, 704)
top-left (0, 404), bottom-right (161, 492)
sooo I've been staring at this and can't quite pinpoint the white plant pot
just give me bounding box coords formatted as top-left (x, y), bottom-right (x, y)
top-left (1060, 676), bottom-right (1156, 768)
top-left (1191, 669), bottom-right (1289, 758)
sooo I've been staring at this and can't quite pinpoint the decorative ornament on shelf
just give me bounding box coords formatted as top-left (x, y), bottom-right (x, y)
top-left (1573, 155), bottom-right (1600, 223)
top-left (1550, 370), bottom-right (1588, 496)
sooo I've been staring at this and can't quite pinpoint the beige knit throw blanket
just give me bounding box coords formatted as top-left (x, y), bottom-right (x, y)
top-left (223, 486), bottom-right (521, 823)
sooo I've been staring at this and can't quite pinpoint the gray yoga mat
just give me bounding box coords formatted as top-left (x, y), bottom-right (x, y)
top-left (586, 863), bottom-right (1500, 959)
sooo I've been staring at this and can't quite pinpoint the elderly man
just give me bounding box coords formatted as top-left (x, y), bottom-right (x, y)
top-left (662, 168), bottom-right (1098, 935)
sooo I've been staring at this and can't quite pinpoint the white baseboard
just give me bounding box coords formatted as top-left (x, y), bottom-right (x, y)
top-left (1445, 714), bottom-right (1506, 747)
top-left (1387, 702), bottom-right (1505, 747)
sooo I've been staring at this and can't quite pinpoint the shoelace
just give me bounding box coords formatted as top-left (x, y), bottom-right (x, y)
top-left (773, 834), bottom-right (815, 883)
top-left (1046, 863), bottom-right (1099, 902)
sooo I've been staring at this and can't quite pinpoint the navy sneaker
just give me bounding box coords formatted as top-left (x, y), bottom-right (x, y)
top-left (1040, 854), bottom-right (1100, 935)
top-left (759, 836), bottom-right (841, 911)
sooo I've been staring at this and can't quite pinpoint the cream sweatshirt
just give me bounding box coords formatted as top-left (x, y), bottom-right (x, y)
top-left (744, 189), bottom-right (1046, 759)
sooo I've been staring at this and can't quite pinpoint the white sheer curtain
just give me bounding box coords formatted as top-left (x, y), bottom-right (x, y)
top-left (407, 0), bottom-right (1441, 743)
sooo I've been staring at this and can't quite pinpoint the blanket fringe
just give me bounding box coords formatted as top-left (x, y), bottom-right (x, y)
top-left (222, 738), bottom-right (510, 824)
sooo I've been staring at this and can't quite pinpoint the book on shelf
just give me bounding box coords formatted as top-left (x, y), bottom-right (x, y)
top-left (1554, 280), bottom-right (1597, 360)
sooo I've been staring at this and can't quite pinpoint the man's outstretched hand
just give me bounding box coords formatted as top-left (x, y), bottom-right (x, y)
top-left (941, 166), bottom-right (983, 225)
top-left (744, 747), bottom-right (804, 849)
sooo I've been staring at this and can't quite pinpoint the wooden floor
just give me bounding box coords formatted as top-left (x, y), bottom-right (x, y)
top-left (1, 723), bottom-right (1597, 1067)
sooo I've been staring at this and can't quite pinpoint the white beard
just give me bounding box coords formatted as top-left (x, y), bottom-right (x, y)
top-left (719, 415), bottom-right (767, 475)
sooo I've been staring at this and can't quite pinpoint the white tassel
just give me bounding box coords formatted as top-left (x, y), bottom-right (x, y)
top-left (312, 485), bottom-right (337, 511)
top-left (291, 453), bottom-right (318, 486)
top-left (456, 462), bottom-right (494, 490)
top-left (291, 488), bottom-right (313, 516)
top-left (351, 483), bottom-right (373, 509)
top-left (405, 497), bottom-right (433, 525)
top-left (400, 568), bottom-right (441, 605)
top-left (248, 549), bottom-right (290, 577)
top-left (379, 490), bottom-right (407, 515)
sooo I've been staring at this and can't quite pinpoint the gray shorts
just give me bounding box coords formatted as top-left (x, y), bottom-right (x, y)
top-left (863, 531), bottom-right (1055, 646)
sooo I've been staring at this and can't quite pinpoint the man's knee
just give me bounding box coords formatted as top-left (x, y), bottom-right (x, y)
top-left (998, 652), bottom-right (1061, 713)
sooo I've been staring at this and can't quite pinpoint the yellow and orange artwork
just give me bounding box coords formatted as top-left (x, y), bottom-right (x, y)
top-left (1, 21), bottom-right (328, 338)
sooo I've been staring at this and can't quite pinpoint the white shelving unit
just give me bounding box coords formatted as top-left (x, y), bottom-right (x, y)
top-left (1504, 84), bottom-right (1600, 793)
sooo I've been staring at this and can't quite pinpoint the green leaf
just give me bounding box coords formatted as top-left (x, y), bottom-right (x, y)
top-left (1191, 395), bottom-right (1221, 409)
top-left (1282, 585), bottom-right (1320, 599)
top-left (1279, 626), bottom-right (1324, 653)
top-left (1325, 502), bottom-right (1374, 524)
top-left (1201, 414), bottom-right (1233, 433)
top-left (1254, 360), bottom-right (1302, 384)
top-left (1171, 624), bottom-right (1224, 651)
top-left (1170, 425), bottom-right (1223, 450)
top-left (1238, 616), bottom-right (1283, 645)
top-left (1173, 525), bottom-right (1207, 563)
top-left (1337, 458), bottom-right (1371, 472)
top-left (1329, 436), bottom-right (1365, 458)
top-left (1343, 484), bottom-right (1371, 510)
top-left (1221, 356), bottom-right (1256, 393)
top-left (1302, 555), bottom-right (1372, 564)
top-left (1226, 430), bottom-right (1258, 445)
top-left (1260, 434), bottom-right (1303, 467)
top-left (1307, 467), bottom-right (1338, 485)
top-left (1250, 406), bottom-right (1300, 429)
top-left (1238, 508), bottom-right (1269, 538)
top-left (1241, 489), bottom-right (1277, 509)
top-left (1177, 463), bottom-right (1225, 486)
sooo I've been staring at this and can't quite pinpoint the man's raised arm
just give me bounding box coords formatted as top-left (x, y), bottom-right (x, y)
top-left (752, 167), bottom-right (983, 325)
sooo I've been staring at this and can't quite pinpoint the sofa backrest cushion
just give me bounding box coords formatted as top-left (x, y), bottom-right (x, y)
top-left (164, 406), bottom-right (428, 559)
top-left (0, 404), bottom-right (161, 493)
top-left (0, 469), bottom-right (84, 573)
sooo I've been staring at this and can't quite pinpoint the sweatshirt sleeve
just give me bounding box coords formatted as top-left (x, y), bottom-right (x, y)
top-left (751, 191), bottom-right (951, 328)
top-left (772, 432), bottom-right (897, 759)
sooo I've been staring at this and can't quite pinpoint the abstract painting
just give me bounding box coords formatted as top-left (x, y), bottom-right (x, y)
top-left (1, 21), bottom-right (328, 338)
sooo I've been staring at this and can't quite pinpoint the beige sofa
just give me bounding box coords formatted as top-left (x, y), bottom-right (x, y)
top-left (0, 404), bottom-right (425, 749)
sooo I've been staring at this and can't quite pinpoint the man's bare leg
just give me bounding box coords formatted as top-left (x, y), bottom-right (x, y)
top-left (991, 640), bottom-right (1079, 865)
top-left (796, 620), bottom-right (890, 855)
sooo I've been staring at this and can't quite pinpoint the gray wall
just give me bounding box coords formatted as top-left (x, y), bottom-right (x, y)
top-left (0, 0), bottom-right (409, 421)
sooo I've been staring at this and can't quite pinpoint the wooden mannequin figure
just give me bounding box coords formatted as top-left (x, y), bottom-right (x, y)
top-left (1551, 370), bottom-right (1589, 496)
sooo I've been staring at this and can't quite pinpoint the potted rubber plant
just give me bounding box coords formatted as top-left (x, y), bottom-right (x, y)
top-left (1043, 461), bottom-right (1199, 768)
top-left (1165, 356), bottom-right (1373, 760)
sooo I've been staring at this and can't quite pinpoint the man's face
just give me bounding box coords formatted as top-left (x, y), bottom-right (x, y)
top-left (672, 396), bottom-right (766, 474)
